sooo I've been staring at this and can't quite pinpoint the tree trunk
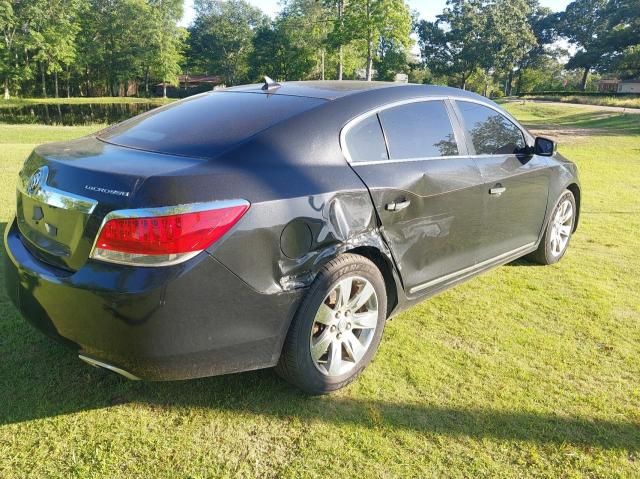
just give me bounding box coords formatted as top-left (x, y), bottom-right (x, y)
top-left (337, 0), bottom-right (343, 80)
top-left (162, 82), bottom-right (167, 98)
top-left (66, 65), bottom-right (71, 98)
top-left (54, 71), bottom-right (59, 98)
top-left (320, 49), bottom-right (325, 81)
top-left (365, 0), bottom-right (373, 81)
top-left (3, 78), bottom-right (9, 99)
top-left (85, 66), bottom-right (90, 97)
top-left (506, 70), bottom-right (513, 96)
top-left (580, 67), bottom-right (590, 91)
top-left (366, 38), bottom-right (373, 81)
top-left (516, 69), bottom-right (524, 95)
top-left (41, 63), bottom-right (47, 98)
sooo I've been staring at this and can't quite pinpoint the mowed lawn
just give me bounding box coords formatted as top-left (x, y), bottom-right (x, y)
top-left (0, 103), bottom-right (639, 478)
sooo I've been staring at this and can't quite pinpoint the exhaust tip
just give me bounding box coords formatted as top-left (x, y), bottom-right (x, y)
top-left (79, 354), bottom-right (140, 380)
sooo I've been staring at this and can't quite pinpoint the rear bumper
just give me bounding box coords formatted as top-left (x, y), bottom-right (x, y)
top-left (4, 218), bottom-right (303, 380)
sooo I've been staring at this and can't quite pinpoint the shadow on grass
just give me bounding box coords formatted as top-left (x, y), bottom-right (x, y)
top-left (1, 325), bottom-right (638, 451)
top-left (1, 221), bottom-right (638, 450)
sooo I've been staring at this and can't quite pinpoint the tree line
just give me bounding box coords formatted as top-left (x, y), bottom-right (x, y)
top-left (418, 0), bottom-right (639, 94)
top-left (1, 0), bottom-right (638, 100)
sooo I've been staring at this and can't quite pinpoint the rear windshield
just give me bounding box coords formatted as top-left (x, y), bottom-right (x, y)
top-left (99, 92), bottom-right (326, 159)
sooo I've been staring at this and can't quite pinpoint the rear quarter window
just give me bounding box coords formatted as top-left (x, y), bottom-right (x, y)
top-left (99, 92), bottom-right (326, 159)
top-left (344, 114), bottom-right (389, 163)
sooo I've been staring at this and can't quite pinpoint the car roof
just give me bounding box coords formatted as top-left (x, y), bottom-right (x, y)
top-left (223, 80), bottom-right (484, 102)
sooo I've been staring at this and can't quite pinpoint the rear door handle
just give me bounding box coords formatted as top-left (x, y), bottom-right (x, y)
top-left (386, 199), bottom-right (411, 211)
top-left (489, 185), bottom-right (506, 196)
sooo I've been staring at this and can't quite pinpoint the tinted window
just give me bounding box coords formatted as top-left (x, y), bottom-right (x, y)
top-left (345, 114), bottom-right (388, 163)
top-left (456, 101), bottom-right (526, 155)
top-left (99, 92), bottom-right (326, 159)
top-left (378, 101), bottom-right (458, 159)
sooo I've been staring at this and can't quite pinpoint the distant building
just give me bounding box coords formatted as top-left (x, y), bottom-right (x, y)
top-left (154, 74), bottom-right (223, 97)
top-left (619, 79), bottom-right (640, 93)
top-left (597, 79), bottom-right (619, 92)
top-left (355, 68), bottom-right (377, 80)
top-left (178, 74), bottom-right (223, 89)
top-left (394, 73), bottom-right (409, 83)
top-left (596, 78), bottom-right (640, 93)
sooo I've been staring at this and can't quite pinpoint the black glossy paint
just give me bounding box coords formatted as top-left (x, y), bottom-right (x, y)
top-left (4, 81), bottom-right (580, 380)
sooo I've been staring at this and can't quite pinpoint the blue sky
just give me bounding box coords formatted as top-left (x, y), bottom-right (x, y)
top-left (181, 0), bottom-right (572, 26)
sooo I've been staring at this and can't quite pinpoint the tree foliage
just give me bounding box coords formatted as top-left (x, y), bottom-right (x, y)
top-left (343, 0), bottom-right (412, 80)
top-left (148, 0), bottom-right (185, 97)
top-left (250, 0), bottom-right (326, 81)
top-left (558, 0), bottom-right (609, 89)
top-left (187, 0), bottom-right (267, 84)
top-left (0, 0), bottom-right (638, 99)
top-left (418, 0), bottom-right (493, 89)
top-left (1, 0), bottom-right (42, 98)
top-left (418, 0), bottom-right (537, 91)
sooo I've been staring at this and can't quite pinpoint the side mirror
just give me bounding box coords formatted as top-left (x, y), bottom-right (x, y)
top-left (534, 137), bottom-right (556, 156)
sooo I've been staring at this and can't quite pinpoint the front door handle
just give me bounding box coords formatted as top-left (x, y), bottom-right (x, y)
top-left (489, 185), bottom-right (506, 196)
top-left (386, 199), bottom-right (411, 211)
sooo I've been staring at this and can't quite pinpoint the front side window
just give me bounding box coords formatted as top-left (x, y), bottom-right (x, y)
top-left (378, 100), bottom-right (459, 159)
top-left (345, 114), bottom-right (388, 163)
top-left (456, 101), bottom-right (526, 155)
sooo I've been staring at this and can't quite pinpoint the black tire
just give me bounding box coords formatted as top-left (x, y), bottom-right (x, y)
top-left (528, 189), bottom-right (576, 265)
top-left (275, 253), bottom-right (387, 395)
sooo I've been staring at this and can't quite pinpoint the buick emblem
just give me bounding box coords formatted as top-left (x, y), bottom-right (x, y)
top-left (26, 166), bottom-right (48, 195)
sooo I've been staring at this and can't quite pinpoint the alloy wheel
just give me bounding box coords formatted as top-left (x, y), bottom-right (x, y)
top-left (550, 197), bottom-right (574, 257)
top-left (309, 275), bottom-right (378, 376)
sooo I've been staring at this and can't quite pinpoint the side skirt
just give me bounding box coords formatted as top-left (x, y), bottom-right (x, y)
top-left (394, 242), bottom-right (537, 311)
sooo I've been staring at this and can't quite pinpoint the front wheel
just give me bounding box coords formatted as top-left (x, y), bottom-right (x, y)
top-left (276, 253), bottom-right (387, 394)
top-left (528, 189), bottom-right (576, 265)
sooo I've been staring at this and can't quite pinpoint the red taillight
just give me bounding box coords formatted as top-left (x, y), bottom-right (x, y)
top-left (91, 201), bottom-right (249, 266)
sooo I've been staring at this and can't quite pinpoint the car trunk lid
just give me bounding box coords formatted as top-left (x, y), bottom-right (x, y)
top-left (15, 136), bottom-right (205, 271)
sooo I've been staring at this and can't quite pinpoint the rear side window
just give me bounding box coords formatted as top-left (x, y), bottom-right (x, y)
top-left (378, 100), bottom-right (459, 159)
top-left (99, 92), bottom-right (326, 159)
top-left (344, 114), bottom-right (389, 163)
top-left (456, 101), bottom-right (526, 155)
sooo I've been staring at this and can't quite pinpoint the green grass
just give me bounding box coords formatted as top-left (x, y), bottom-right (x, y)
top-left (0, 96), bottom-right (173, 108)
top-left (1, 106), bottom-right (639, 478)
top-left (519, 95), bottom-right (640, 109)
top-left (505, 102), bottom-right (640, 134)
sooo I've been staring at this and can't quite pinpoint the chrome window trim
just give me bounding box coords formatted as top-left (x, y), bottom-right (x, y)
top-left (352, 154), bottom-right (476, 167)
top-left (18, 169), bottom-right (98, 214)
top-left (408, 242), bottom-right (536, 294)
top-left (340, 95), bottom-right (534, 166)
top-left (89, 199), bottom-right (250, 267)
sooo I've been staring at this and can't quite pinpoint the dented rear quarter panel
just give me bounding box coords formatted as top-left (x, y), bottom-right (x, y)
top-left (206, 99), bottom-right (396, 296)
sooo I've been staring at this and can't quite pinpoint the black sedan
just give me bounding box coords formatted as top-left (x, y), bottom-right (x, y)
top-left (4, 80), bottom-right (580, 394)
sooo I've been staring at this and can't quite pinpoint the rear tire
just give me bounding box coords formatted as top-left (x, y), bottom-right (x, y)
top-left (276, 253), bottom-right (387, 395)
top-left (528, 189), bottom-right (576, 265)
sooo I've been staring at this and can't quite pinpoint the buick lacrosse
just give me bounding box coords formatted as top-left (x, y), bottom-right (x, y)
top-left (4, 80), bottom-right (580, 394)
